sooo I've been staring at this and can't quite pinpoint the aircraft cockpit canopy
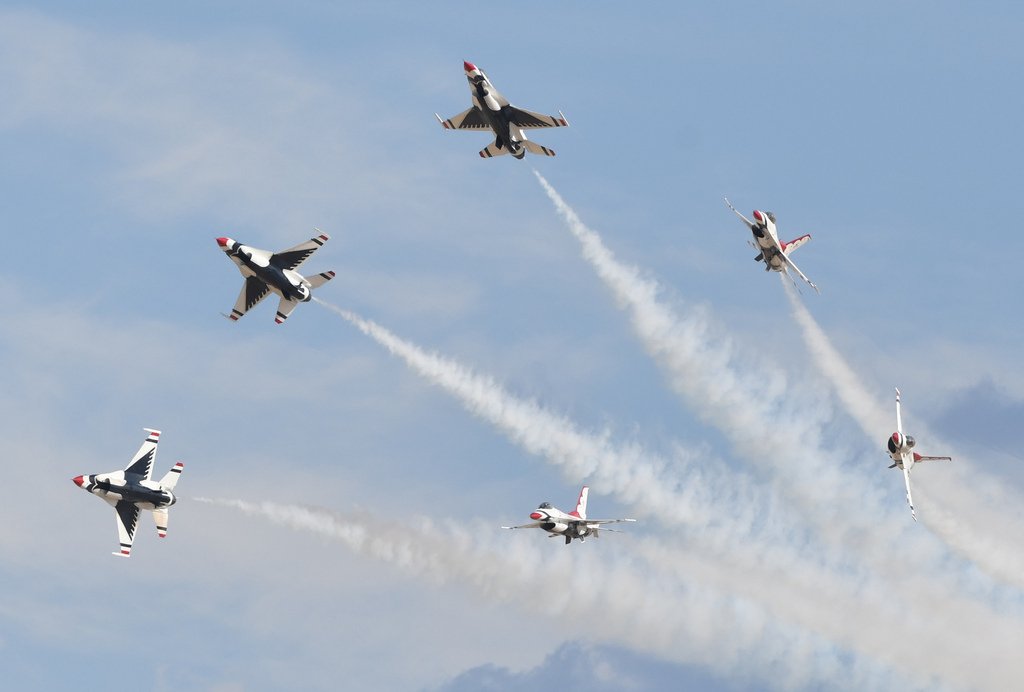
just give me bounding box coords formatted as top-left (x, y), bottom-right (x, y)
top-left (538, 502), bottom-right (552, 509)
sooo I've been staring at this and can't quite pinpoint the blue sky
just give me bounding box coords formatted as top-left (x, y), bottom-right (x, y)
top-left (1, 2), bottom-right (1022, 690)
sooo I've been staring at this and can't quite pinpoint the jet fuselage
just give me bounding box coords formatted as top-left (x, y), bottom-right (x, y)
top-left (529, 503), bottom-right (592, 543)
top-left (218, 238), bottom-right (312, 303)
top-left (74, 472), bottom-right (177, 510)
top-left (750, 210), bottom-right (787, 272)
top-left (465, 66), bottom-right (527, 159)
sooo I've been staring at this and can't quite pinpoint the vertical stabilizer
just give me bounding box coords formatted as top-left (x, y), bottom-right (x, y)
top-left (571, 486), bottom-right (589, 519)
top-left (895, 388), bottom-right (903, 435)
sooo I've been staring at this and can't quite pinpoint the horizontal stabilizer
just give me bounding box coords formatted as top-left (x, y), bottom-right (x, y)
top-left (479, 140), bottom-right (510, 158)
top-left (522, 140), bottom-right (556, 157)
top-left (782, 234), bottom-right (811, 255)
top-left (307, 270), bottom-right (336, 289)
top-left (153, 508), bottom-right (169, 538)
top-left (158, 462), bottom-right (184, 490)
top-left (275, 297), bottom-right (300, 324)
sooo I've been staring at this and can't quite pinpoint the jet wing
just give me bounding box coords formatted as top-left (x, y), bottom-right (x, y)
top-left (501, 522), bottom-right (544, 530)
top-left (507, 107), bottom-right (569, 130)
top-left (228, 276), bottom-right (271, 321)
top-left (271, 232), bottom-right (330, 271)
top-left (435, 108), bottom-right (489, 130)
top-left (902, 465), bottom-right (917, 522)
top-left (124, 428), bottom-right (160, 479)
top-left (585, 518), bottom-right (637, 526)
top-left (274, 296), bottom-right (300, 324)
top-left (724, 197), bottom-right (757, 229)
top-left (114, 500), bottom-right (140, 557)
top-left (779, 251), bottom-right (821, 294)
top-left (915, 455), bottom-right (953, 462)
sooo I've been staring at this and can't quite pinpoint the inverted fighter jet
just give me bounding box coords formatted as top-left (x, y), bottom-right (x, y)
top-left (724, 198), bottom-right (820, 294)
top-left (216, 231), bottom-right (335, 323)
top-left (435, 61), bottom-right (569, 159)
top-left (502, 486), bottom-right (635, 545)
top-left (886, 388), bottom-right (952, 521)
top-left (72, 428), bottom-right (184, 557)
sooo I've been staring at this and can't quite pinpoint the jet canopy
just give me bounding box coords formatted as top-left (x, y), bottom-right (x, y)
top-left (538, 502), bottom-right (552, 509)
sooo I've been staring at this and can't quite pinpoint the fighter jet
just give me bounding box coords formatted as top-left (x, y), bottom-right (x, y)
top-left (724, 198), bottom-right (820, 294)
top-left (435, 61), bottom-right (569, 159)
top-left (72, 428), bottom-right (184, 557)
top-left (216, 231), bottom-right (335, 324)
top-left (502, 486), bottom-right (635, 545)
top-left (886, 388), bottom-right (952, 521)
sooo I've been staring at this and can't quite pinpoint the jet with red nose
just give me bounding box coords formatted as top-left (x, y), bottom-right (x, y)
top-left (435, 61), bottom-right (568, 159)
top-left (886, 388), bottom-right (952, 521)
top-left (216, 231), bottom-right (335, 324)
top-left (503, 486), bottom-right (636, 545)
top-left (724, 197), bottom-right (820, 294)
top-left (72, 428), bottom-right (185, 557)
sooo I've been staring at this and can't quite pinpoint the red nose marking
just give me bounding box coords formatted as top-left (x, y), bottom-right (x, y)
top-left (216, 237), bottom-right (229, 247)
top-left (892, 433), bottom-right (900, 443)
top-left (529, 512), bottom-right (543, 520)
top-left (464, 61), bottom-right (477, 72)
top-left (753, 210), bottom-right (763, 222)
top-left (72, 475), bottom-right (84, 487)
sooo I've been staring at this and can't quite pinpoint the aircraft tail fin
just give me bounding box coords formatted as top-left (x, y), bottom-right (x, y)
top-left (522, 140), bottom-right (557, 157)
top-left (570, 486), bottom-right (589, 520)
top-left (307, 270), bottom-right (336, 289)
top-left (152, 508), bottom-right (169, 538)
top-left (158, 462), bottom-right (184, 490)
top-left (781, 234), bottom-right (811, 255)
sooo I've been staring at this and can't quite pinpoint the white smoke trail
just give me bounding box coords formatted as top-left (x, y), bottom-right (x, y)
top-left (530, 173), bottom-right (1024, 645)
top-left (532, 173), bottom-right (844, 501)
top-left (782, 278), bottom-right (1024, 588)
top-left (311, 298), bottom-right (1024, 687)
top-left (193, 496), bottom-right (929, 691)
top-left (781, 277), bottom-right (890, 439)
top-left (313, 296), bottom-right (771, 537)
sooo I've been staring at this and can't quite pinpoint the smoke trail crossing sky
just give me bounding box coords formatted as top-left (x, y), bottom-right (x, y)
top-left (311, 299), bottom-right (1024, 688)
top-left (194, 496), bottom-right (916, 691)
top-left (782, 278), bottom-right (1024, 589)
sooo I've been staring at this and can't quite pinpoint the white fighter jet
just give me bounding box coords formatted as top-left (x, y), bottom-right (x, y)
top-left (502, 486), bottom-right (635, 545)
top-left (435, 61), bottom-right (569, 159)
top-left (724, 198), bottom-right (820, 294)
top-left (72, 428), bottom-right (184, 557)
top-left (886, 388), bottom-right (952, 521)
top-left (216, 231), bottom-right (335, 324)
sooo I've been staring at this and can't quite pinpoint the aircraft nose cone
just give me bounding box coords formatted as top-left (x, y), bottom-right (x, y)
top-left (72, 475), bottom-right (84, 487)
top-left (529, 511), bottom-right (543, 520)
top-left (216, 237), bottom-right (230, 247)
top-left (752, 210), bottom-right (763, 222)
top-left (464, 61), bottom-right (477, 73)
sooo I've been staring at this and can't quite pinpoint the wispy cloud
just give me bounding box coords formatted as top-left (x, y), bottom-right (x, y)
top-left (197, 496), bottom-right (913, 691)
top-left (311, 298), bottom-right (1024, 690)
top-left (783, 278), bottom-right (1024, 589)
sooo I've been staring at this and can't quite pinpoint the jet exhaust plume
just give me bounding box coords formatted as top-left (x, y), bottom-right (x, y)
top-left (532, 171), bottom-right (881, 529)
top-left (531, 173), bottom-right (1024, 629)
top-left (781, 278), bottom-right (1024, 589)
top-left (310, 298), bottom-right (1024, 686)
top-left (781, 278), bottom-right (888, 439)
top-left (312, 296), bottom-right (750, 533)
top-left (194, 496), bottom-right (914, 691)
